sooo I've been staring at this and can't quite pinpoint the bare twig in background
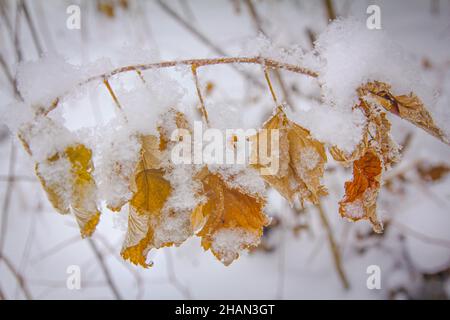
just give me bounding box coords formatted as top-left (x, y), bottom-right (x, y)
top-left (0, 254), bottom-right (32, 299)
top-left (0, 283), bottom-right (6, 299)
top-left (392, 221), bottom-right (450, 250)
top-left (29, 235), bottom-right (81, 263)
top-left (21, 0), bottom-right (44, 56)
top-left (14, 0), bottom-right (24, 62)
top-left (275, 216), bottom-right (286, 299)
top-left (165, 250), bottom-right (192, 299)
top-left (0, 143), bottom-right (17, 254)
top-left (0, 175), bottom-right (37, 182)
top-left (14, 211), bottom-right (37, 299)
top-left (94, 234), bottom-right (144, 299)
top-left (323, 0), bottom-right (336, 21)
top-left (316, 202), bottom-right (350, 290)
top-left (243, 0), bottom-right (295, 109)
top-left (0, 53), bottom-right (21, 98)
top-left (155, 0), bottom-right (264, 88)
top-left (87, 238), bottom-right (123, 300)
top-left (0, 0), bottom-right (14, 41)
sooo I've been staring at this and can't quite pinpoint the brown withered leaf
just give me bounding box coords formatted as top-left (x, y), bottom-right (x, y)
top-left (331, 85), bottom-right (403, 232)
top-left (330, 102), bottom-right (399, 169)
top-left (358, 81), bottom-right (447, 145)
top-left (339, 149), bottom-right (383, 233)
top-left (417, 163), bottom-right (450, 182)
top-left (251, 108), bottom-right (327, 206)
top-left (192, 168), bottom-right (269, 266)
top-left (121, 135), bottom-right (173, 267)
top-left (36, 144), bottom-right (100, 238)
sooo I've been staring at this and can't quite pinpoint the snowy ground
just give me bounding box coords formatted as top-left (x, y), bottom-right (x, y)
top-left (0, 0), bottom-right (450, 299)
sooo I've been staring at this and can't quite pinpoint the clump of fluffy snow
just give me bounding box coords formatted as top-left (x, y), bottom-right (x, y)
top-left (16, 54), bottom-right (114, 112)
top-left (19, 115), bottom-right (76, 161)
top-left (211, 228), bottom-right (259, 265)
top-left (36, 155), bottom-right (73, 211)
top-left (286, 102), bottom-right (366, 153)
top-left (314, 17), bottom-right (434, 111)
top-left (94, 120), bottom-right (141, 210)
top-left (119, 72), bottom-right (184, 135)
top-left (242, 34), bottom-right (304, 65)
top-left (299, 146), bottom-right (321, 170)
top-left (17, 54), bottom-right (84, 108)
top-left (163, 165), bottom-right (204, 213)
top-left (0, 101), bottom-right (34, 134)
top-left (209, 164), bottom-right (266, 198)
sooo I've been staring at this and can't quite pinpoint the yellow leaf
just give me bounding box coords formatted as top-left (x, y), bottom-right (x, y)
top-left (339, 149), bottom-right (383, 233)
top-left (192, 168), bottom-right (269, 266)
top-left (121, 135), bottom-right (172, 267)
top-left (36, 144), bottom-right (101, 238)
top-left (252, 108), bottom-right (327, 205)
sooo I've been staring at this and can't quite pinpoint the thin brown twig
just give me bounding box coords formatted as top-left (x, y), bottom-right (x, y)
top-left (0, 254), bottom-right (32, 299)
top-left (0, 143), bottom-right (16, 254)
top-left (323, 0), bottom-right (337, 22)
top-left (0, 53), bottom-right (21, 99)
top-left (243, 0), bottom-right (295, 108)
top-left (0, 283), bottom-right (6, 300)
top-left (392, 221), bottom-right (450, 250)
top-left (29, 235), bottom-right (81, 263)
top-left (14, 0), bottom-right (24, 63)
top-left (0, 175), bottom-right (37, 182)
top-left (316, 202), bottom-right (350, 290)
top-left (43, 56), bottom-right (318, 116)
top-left (94, 234), bottom-right (144, 299)
top-left (155, 0), bottom-right (264, 88)
top-left (21, 0), bottom-right (44, 56)
top-left (164, 250), bottom-right (192, 299)
top-left (87, 238), bottom-right (123, 300)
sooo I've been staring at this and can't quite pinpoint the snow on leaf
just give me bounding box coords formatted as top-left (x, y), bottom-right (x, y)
top-left (358, 81), bottom-right (448, 145)
top-left (121, 135), bottom-right (172, 267)
top-left (339, 149), bottom-right (383, 233)
top-left (121, 110), bottom-right (202, 268)
top-left (36, 144), bottom-right (101, 238)
top-left (192, 168), bottom-right (269, 266)
top-left (252, 108), bottom-right (327, 206)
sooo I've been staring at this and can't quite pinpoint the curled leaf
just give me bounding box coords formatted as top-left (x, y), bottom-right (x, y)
top-left (358, 81), bottom-right (447, 144)
top-left (121, 110), bottom-right (199, 267)
top-left (192, 168), bottom-right (269, 266)
top-left (339, 149), bottom-right (383, 233)
top-left (252, 108), bottom-right (327, 205)
top-left (36, 144), bottom-right (100, 238)
top-left (121, 135), bottom-right (172, 267)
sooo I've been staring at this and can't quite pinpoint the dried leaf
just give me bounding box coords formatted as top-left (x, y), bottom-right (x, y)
top-left (252, 108), bottom-right (327, 205)
top-left (358, 81), bottom-right (447, 144)
top-left (36, 144), bottom-right (100, 238)
top-left (192, 168), bottom-right (269, 266)
top-left (417, 163), bottom-right (450, 182)
top-left (121, 135), bottom-right (172, 267)
top-left (339, 149), bottom-right (383, 233)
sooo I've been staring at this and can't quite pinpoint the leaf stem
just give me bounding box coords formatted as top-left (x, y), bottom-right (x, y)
top-left (191, 64), bottom-right (209, 125)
